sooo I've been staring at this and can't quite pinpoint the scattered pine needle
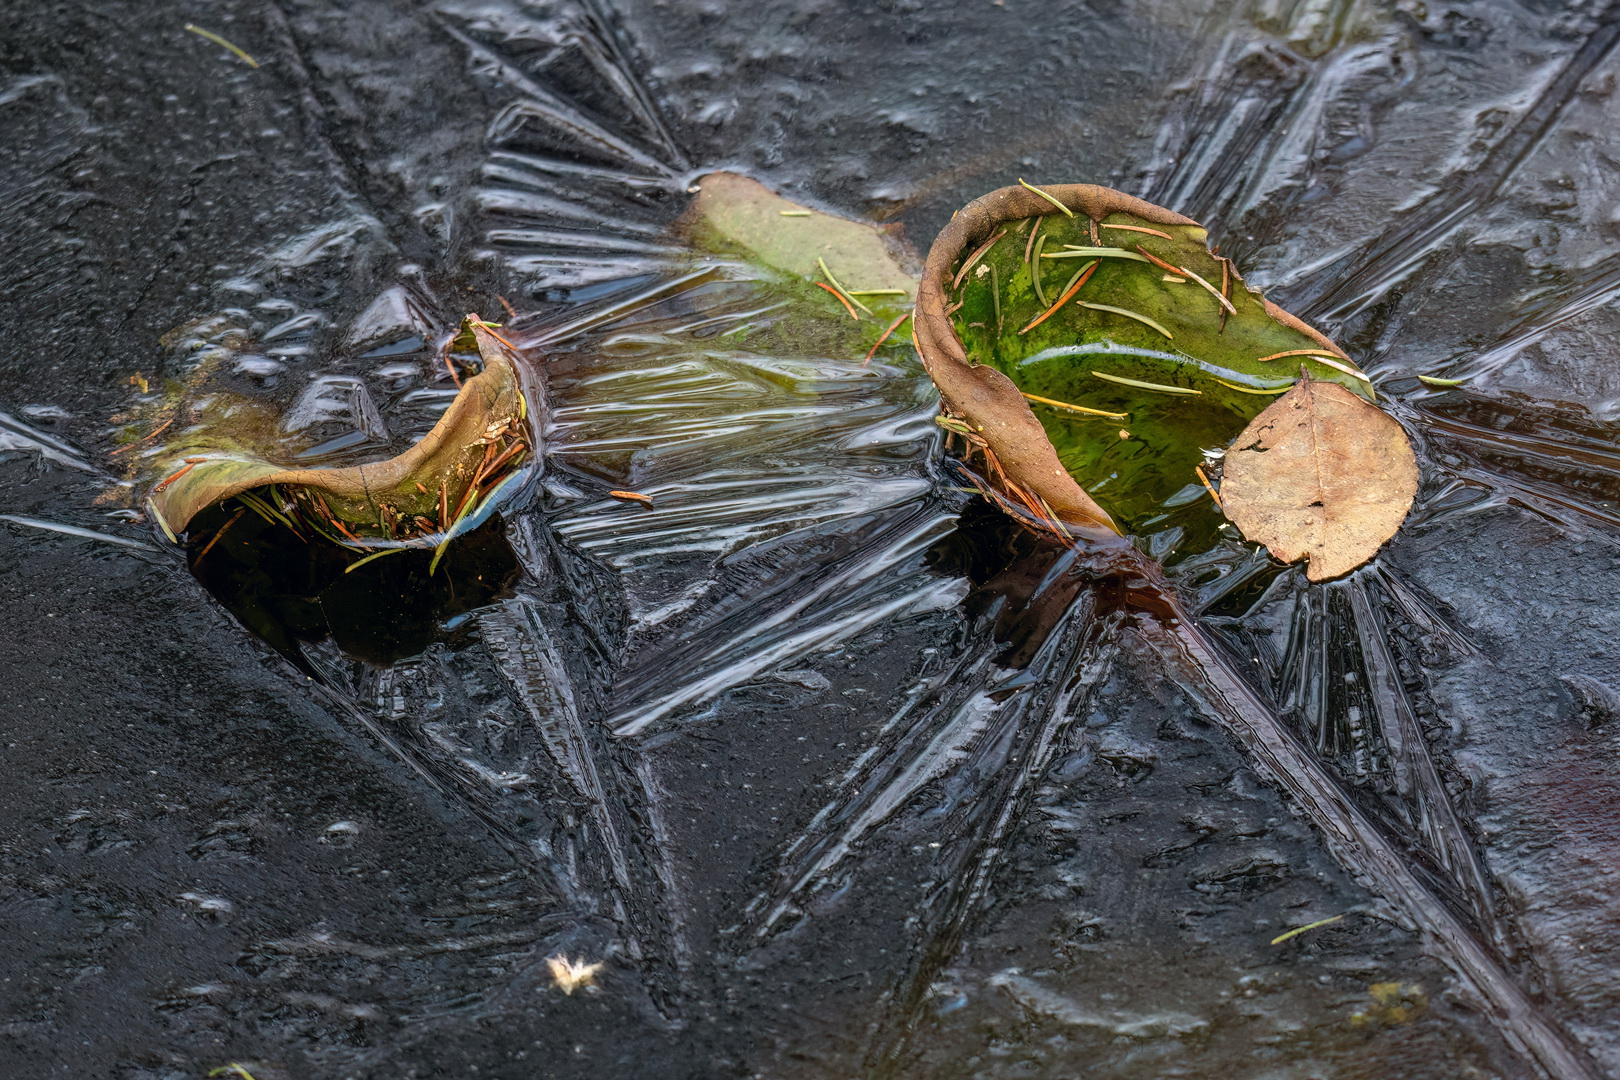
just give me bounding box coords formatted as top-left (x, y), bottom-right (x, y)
top-left (1030, 234), bottom-right (1048, 307)
top-left (1020, 391), bottom-right (1128, 419)
top-left (814, 281), bottom-right (861, 320)
top-left (497, 294), bottom-right (518, 318)
top-left (1271, 914), bottom-right (1346, 945)
top-left (1076, 301), bottom-right (1173, 340)
top-left (1212, 377), bottom-right (1293, 395)
top-left (952, 228), bottom-right (1009, 289)
top-left (441, 347), bottom-right (462, 387)
top-left (864, 312), bottom-right (911, 364)
top-left (185, 24), bottom-right (260, 68)
top-left (153, 460), bottom-right (200, 492)
top-left (1017, 178), bottom-right (1074, 217)
top-left (1019, 260), bottom-right (1098, 334)
top-left (1194, 464), bottom-right (1222, 509)
top-left (193, 508), bottom-right (245, 563)
top-left (1418, 374), bottom-right (1467, 387)
top-left (1023, 217), bottom-right (1043, 264)
top-left (609, 490), bottom-right (655, 506)
top-left (818, 257), bottom-right (874, 315)
top-left (147, 498), bottom-right (179, 544)
top-left (779, 209), bottom-right (812, 217)
top-left (481, 325), bottom-right (520, 351)
top-left (1090, 370), bottom-right (1201, 395)
top-left (207, 1064), bottom-right (260, 1080)
top-left (1255, 348), bottom-right (1341, 363)
top-left (1161, 274), bottom-right (1186, 284)
top-left (1045, 246), bottom-right (1149, 262)
top-left (1101, 222), bottom-right (1173, 240)
top-left (1134, 245), bottom-right (1235, 315)
top-left (847, 288), bottom-right (908, 296)
top-left (109, 415), bottom-right (174, 455)
top-left (344, 547), bottom-right (409, 573)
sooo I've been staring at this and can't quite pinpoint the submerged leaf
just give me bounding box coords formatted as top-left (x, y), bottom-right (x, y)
top-left (1220, 377), bottom-right (1418, 581)
top-left (677, 172), bottom-right (919, 303)
top-left (914, 183), bottom-right (1399, 559)
top-left (147, 318), bottom-right (542, 544)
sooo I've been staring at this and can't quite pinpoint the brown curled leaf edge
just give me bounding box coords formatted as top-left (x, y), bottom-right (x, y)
top-left (146, 318), bottom-right (543, 554)
top-left (914, 183), bottom-right (1416, 578)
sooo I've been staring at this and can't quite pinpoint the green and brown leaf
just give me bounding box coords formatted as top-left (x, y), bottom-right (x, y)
top-left (142, 318), bottom-right (542, 550)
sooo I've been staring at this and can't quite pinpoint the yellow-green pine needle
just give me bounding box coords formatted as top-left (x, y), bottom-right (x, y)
top-left (989, 262), bottom-right (1002, 330)
top-left (1044, 246), bottom-right (1151, 263)
top-left (935, 415), bottom-right (977, 436)
top-left (1030, 234), bottom-right (1048, 307)
top-left (185, 25), bottom-right (260, 68)
top-left (817, 257), bottom-right (874, 316)
top-left (1020, 391), bottom-right (1128, 419)
top-left (1418, 374), bottom-right (1466, 387)
top-left (1213, 378), bottom-right (1294, 395)
top-left (1076, 301), bottom-right (1173, 340)
top-left (146, 498), bottom-right (178, 544)
top-left (208, 1065), bottom-right (260, 1080)
top-left (1271, 914), bottom-right (1346, 945)
top-left (344, 547), bottom-right (409, 573)
top-left (779, 210), bottom-right (812, 217)
top-left (1090, 371), bottom-right (1202, 395)
top-left (1018, 178), bottom-right (1075, 217)
top-left (846, 288), bottom-right (909, 296)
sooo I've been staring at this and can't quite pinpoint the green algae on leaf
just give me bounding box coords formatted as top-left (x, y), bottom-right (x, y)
top-left (674, 171), bottom-right (920, 361)
top-left (144, 317), bottom-right (542, 553)
top-left (915, 183), bottom-right (1410, 569)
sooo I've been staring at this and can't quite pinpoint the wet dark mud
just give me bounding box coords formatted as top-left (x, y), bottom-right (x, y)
top-left (7, 1), bottom-right (1620, 1078)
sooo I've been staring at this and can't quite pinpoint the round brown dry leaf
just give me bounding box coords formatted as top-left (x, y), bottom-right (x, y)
top-left (1220, 377), bottom-right (1418, 581)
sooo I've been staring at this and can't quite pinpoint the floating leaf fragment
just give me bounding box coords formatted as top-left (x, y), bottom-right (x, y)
top-left (1220, 377), bottom-right (1417, 581)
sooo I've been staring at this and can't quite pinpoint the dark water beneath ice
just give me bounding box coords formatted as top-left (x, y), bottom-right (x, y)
top-left (5, 1), bottom-right (1620, 1077)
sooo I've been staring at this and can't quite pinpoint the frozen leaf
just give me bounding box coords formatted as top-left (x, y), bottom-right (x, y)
top-left (914, 182), bottom-right (1380, 553)
top-left (1220, 377), bottom-right (1418, 581)
top-left (146, 317), bottom-right (542, 546)
top-left (677, 172), bottom-right (918, 302)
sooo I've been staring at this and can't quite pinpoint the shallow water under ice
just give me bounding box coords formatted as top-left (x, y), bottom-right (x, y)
top-left (6, 1), bottom-right (1620, 1078)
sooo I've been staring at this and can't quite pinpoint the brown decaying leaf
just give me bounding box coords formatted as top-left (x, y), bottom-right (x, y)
top-left (1219, 376), bottom-right (1417, 581)
top-left (148, 319), bottom-right (542, 536)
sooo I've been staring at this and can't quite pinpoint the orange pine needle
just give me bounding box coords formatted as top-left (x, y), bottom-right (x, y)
top-left (484, 327), bottom-right (520, 351)
top-left (1019, 260), bottom-right (1098, 334)
top-left (609, 490), bottom-right (655, 506)
top-left (1195, 464), bottom-right (1223, 509)
top-left (497, 294), bottom-right (518, 318)
top-left (193, 508), bottom-right (245, 562)
top-left (441, 348), bottom-right (462, 387)
top-left (815, 281), bottom-right (861, 320)
top-left (863, 312), bottom-right (911, 364)
top-left (109, 416), bottom-right (174, 455)
top-left (153, 461), bottom-right (199, 492)
top-left (438, 482), bottom-right (449, 529)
